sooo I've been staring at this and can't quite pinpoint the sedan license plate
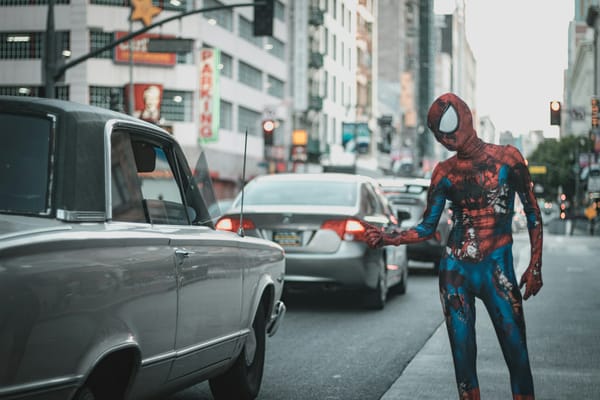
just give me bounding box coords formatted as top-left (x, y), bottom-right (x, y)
top-left (273, 231), bottom-right (302, 247)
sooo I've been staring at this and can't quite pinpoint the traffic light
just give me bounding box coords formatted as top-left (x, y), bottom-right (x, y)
top-left (253, 0), bottom-right (274, 36)
top-left (262, 119), bottom-right (275, 146)
top-left (591, 97), bottom-right (599, 129)
top-left (550, 100), bottom-right (561, 126)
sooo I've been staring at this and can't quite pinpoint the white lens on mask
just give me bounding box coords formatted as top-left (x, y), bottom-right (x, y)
top-left (439, 104), bottom-right (459, 134)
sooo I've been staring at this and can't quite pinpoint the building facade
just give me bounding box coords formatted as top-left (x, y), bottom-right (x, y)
top-left (0, 0), bottom-right (290, 197)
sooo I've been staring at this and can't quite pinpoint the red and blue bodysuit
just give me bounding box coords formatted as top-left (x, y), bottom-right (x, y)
top-left (365, 93), bottom-right (543, 400)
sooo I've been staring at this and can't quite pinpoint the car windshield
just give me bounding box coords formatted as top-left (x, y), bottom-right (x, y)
top-left (0, 113), bottom-right (52, 215)
top-left (240, 180), bottom-right (358, 206)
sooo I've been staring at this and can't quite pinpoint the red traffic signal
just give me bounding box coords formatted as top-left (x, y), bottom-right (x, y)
top-left (550, 101), bottom-right (561, 126)
top-left (262, 119), bottom-right (275, 146)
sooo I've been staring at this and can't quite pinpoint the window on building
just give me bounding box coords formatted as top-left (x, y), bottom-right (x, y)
top-left (332, 76), bottom-right (336, 102)
top-left (90, 30), bottom-right (113, 59)
top-left (267, 75), bottom-right (284, 98)
top-left (162, 90), bottom-right (193, 122)
top-left (323, 71), bottom-right (328, 99)
top-left (239, 15), bottom-right (262, 47)
top-left (275, 0), bottom-right (285, 21)
top-left (333, 0), bottom-right (337, 19)
top-left (323, 28), bottom-right (329, 54)
top-left (0, 85), bottom-right (68, 100)
top-left (238, 61), bottom-right (262, 91)
top-left (341, 3), bottom-right (345, 27)
top-left (341, 41), bottom-right (344, 66)
top-left (332, 34), bottom-right (336, 61)
top-left (266, 37), bottom-right (285, 59)
top-left (237, 106), bottom-right (261, 136)
top-left (90, 86), bottom-right (122, 110)
top-left (0, 31), bottom-right (68, 60)
top-left (218, 51), bottom-right (233, 78)
top-left (0, 0), bottom-right (69, 4)
top-left (220, 100), bottom-right (233, 130)
top-left (203, 0), bottom-right (233, 31)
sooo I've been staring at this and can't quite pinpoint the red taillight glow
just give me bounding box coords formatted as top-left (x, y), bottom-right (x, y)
top-left (321, 219), bottom-right (366, 241)
top-left (215, 217), bottom-right (256, 232)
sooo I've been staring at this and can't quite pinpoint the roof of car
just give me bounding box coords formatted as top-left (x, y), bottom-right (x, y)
top-left (0, 96), bottom-right (174, 213)
top-left (251, 172), bottom-right (378, 184)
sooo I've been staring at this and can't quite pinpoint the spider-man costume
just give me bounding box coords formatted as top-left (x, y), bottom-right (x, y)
top-left (365, 93), bottom-right (543, 400)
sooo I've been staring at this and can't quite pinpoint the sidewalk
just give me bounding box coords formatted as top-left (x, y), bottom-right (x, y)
top-left (380, 234), bottom-right (600, 400)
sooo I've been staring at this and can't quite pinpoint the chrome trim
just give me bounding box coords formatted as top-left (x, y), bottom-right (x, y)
top-left (0, 375), bottom-right (82, 396)
top-left (104, 119), bottom-right (117, 221)
top-left (45, 113), bottom-right (57, 216)
top-left (140, 330), bottom-right (249, 366)
top-left (56, 209), bottom-right (105, 222)
top-left (174, 330), bottom-right (249, 358)
top-left (267, 301), bottom-right (286, 337)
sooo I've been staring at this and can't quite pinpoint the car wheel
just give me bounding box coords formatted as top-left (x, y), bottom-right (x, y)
top-left (365, 261), bottom-right (387, 310)
top-left (394, 268), bottom-right (408, 295)
top-left (72, 386), bottom-right (95, 400)
top-left (432, 259), bottom-right (440, 275)
top-left (209, 302), bottom-right (266, 400)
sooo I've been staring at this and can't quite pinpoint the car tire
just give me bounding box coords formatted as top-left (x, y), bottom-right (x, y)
top-left (365, 262), bottom-right (387, 310)
top-left (209, 302), bottom-right (266, 400)
top-left (72, 386), bottom-right (95, 400)
top-left (432, 259), bottom-right (440, 275)
top-left (394, 268), bottom-right (408, 295)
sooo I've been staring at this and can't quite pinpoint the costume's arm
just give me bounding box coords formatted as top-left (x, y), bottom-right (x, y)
top-left (507, 146), bottom-right (543, 299)
top-left (369, 167), bottom-right (449, 247)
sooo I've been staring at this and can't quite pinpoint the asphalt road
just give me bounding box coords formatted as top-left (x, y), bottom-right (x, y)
top-left (168, 231), bottom-right (600, 400)
top-left (168, 263), bottom-right (445, 400)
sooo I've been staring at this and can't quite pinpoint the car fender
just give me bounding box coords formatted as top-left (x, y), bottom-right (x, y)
top-left (76, 333), bottom-right (141, 382)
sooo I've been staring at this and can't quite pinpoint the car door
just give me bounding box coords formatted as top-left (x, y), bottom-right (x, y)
top-left (126, 134), bottom-right (244, 379)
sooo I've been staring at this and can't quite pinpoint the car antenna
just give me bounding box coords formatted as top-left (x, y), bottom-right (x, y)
top-left (238, 128), bottom-right (249, 237)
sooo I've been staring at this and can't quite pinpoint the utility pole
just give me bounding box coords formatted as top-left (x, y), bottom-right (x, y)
top-left (44, 0), bottom-right (57, 99)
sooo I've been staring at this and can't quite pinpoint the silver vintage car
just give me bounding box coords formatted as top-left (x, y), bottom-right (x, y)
top-left (0, 96), bottom-right (285, 400)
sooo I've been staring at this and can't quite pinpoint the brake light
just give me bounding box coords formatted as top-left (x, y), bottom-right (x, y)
top-left (321, 219), bottom-right (366, 241)
top-left (215, 217), bottom-right (256, 232)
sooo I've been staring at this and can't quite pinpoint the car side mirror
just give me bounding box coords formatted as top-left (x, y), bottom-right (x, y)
top-left (397, 210), bottom-right (411, 223)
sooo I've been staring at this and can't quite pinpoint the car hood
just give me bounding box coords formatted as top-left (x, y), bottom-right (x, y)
top-left (0, 214), bottom-right (71, 241)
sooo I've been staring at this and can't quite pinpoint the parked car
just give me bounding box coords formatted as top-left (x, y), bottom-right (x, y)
top-left (0, 96), bottom-right (285, 400)
top-left (378, 177), bottom-right (453, 274)
top-left (216, 173), bottom-right (409, 310)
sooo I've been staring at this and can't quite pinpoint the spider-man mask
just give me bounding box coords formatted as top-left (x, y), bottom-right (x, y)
top-left (427, 93), bottom-right (479, 156)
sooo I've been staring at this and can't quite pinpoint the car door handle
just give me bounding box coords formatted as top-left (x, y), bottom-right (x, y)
top-left (175, 249), bottom-right (190, 258)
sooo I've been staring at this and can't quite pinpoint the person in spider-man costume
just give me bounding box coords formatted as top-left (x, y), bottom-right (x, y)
top-left (364, 93), bottom-right (543, 400)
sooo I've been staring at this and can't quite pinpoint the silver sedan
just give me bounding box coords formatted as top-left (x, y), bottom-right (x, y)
top-left (217, 173), bottom-right (409, 310)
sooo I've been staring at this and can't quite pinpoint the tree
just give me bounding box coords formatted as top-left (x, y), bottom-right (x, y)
top-left (527, 136), bottom-right (587, 202)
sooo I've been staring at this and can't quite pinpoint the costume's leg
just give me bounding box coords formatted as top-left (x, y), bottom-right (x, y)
top-left (439, 257), bottom-right (480, 400)
top-left (480, 246), bottom-right (534, 399)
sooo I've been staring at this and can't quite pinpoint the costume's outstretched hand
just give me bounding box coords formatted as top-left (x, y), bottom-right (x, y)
top-left (362, 222), bottom-right (385, 248)
top-left (519, 264), bottom-right (543, 300)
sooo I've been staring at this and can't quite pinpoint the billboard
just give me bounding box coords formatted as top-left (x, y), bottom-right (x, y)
top-left (114, 32), bottom-right (176, 66)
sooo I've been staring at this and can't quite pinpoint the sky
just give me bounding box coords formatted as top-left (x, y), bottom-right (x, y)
top-left (437, 0), bottom-right (575, 138)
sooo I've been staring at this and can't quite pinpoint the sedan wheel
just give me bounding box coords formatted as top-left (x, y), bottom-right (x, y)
top-left (209, 303), bottom-right (266, 400)
top-left (365, 263), bottom-right (387, 310)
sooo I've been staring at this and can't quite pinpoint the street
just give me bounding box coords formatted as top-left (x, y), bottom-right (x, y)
top-left (168, 230), bottom-right (600, 400)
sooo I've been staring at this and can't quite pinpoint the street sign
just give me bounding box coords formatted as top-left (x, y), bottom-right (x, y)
top-left (529, 165), bottom-right (547, 174)
top-left (147, 38), bottom-right (195, 53)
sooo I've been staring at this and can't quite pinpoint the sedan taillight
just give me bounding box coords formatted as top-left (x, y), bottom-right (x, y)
top-left (215, 217), bottom-right (256, 232)
top-left (321, 219), bottom-right (366, 241)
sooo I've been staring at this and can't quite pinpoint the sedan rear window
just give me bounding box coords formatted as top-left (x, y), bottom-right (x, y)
top-left (0, 113), bottom-right (52, 215)
top-left (242, 180), bottom-right (357, 206)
